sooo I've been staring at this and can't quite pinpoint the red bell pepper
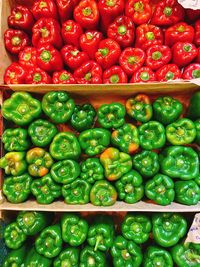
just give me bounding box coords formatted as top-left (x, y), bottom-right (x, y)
top-left (61, 45), bottom-right (89, 70)
top-left (53, 70), bottom-right (76, 84)
top-left (4, 29), bottom-right (30, 54)
top-left (61, 20), bottom-right (83, 48)
top-left (172, 42), bottom-right (198, 68)
top-left (74, 60), bottom-right (102, 84)
top-left (8, 5), bottom-right (35, 32)
top-left (195, 48), bottom-right (200, 63)
top-left (151, 0), bottom-right (185, 26)
top-left (19, 47), bottom-right (37, 70)
top-left (130, 67), bottom-right (156, 83)
top-left (119, 47), bottom-right (146, 76)
top-left (156, 64), bottom-right (181, 81)
top-left (186, 9), bottom-right (200, 22)
top-left (98, 0), bottom-right (124, 33)
top-left (4, 63), bottom-right (26, 84)
top-left (95, 38), bottom-right (121, 69)
top-left (103, 65), bottom-right (128, 84)
top-left (25, 67), bottom-right (52, 84)
top-left (135, 24), bottom-right (163, 51)
top-left (194, 20), bottom-right (200, 47)
top-left (125, 0), bottom-right (152, 25)
top-left (31, 0), bottom-right (58, 20)
top-left (32, 18), bottom-right (63, 49)
top-left (165, 22), bottom-right (195, 47)
top-left (146, 45), bottom-right (172, 71)
top-left (36, 44), bottom-right (64, 73)
top-left (55, 0), bottom-right (75, 23)
top-left (74, 0), bottom-right (99, 30)
top-left (80, 31), bottom-right (103, 59)
top-left (182, 64), bottom-right (200, 80)
top-left (107, 16), bottom-right (135, 48)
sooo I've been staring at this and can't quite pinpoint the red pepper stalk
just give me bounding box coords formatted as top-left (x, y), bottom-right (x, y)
top-left (31, 0), bottom-right (58, 20)
top-left (4, 63), bottom-right (26, 84)
top-left (103, 65), bottom-right (128, 84)
top-left (25, 67), bottom-right (52, 84)
top-left (130, 66), bottom-right (156, 83)
top-left (4, 29), bottom-right (30, 54)
top-left (156, 64), bottom-right (181, 82)
top-left (61, 20), bottom-right (83, 48)
top-left (55, 0), bottom-right (75, 23)
top-left (146, 45), bottom-right (172, 70)
top-left (19, 47), bottom-right (37, 70)
top-left (53, 70), bottom-right (76, 84)
top-left (80, 31), bottom-right (103, 59)
top-left (194, 20), bottom-right (200, 47)
top-left (182, 64), bottom-right (200, 80)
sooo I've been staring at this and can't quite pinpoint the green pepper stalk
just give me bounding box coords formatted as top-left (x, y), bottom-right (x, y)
top-left (54, 247), bottom-right (79, 267)
top-left (188, 91), bottom-right (200, 120)
top-left (122, 214), bottom-right (152, 244)
top-left (2, 245), bottom-right (27, 267)
top-left (35, 224), bottom-right (63, 259)
top-left (194, 119), bottom-right (200, 145)
top-left (143, 246), bottom-right (173, 267)
top-left (152, 213), bottom-right (187, 248)
top-left (2, 128), bottom-right (30, 152)
top-left (42, 91), bottom-right (75, 123)
top-left (115, 170), bottom-right (144, 204)
top-left (175, 180), bottom-right (200, 205)
top-left (111, 235), bottom-right (143, 267)
top-left (80, 246), bottom-right (106, 267)
top-left (100, 147), bottom-right (132, 181)
top-left (23, 246), bottom-right (52, 266)
top-left (78, 128), bottom-right (111, 156)
top-left (61, 214), bottom-right (88, 246)
top-left (80, 158), bottom-right (104, 184)
top-left (51, 159), bottom-right (80, 184)
top-left (28, 119), bottom-right (58, 147)
top-left (4, 222), bottom-right (26, 249)
top-left (0, 152), bottom-right (27, 176)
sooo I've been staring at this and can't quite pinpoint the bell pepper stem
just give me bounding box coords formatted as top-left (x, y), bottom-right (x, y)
top-left (15, 12), bottom-right (22, 20)
top-left (152, 51), bottom-right (162, 60)
top-left (40, 50), bottom-right (52, 62)
top-left (60, 73), bottom-right (70, 81)
top-left (11, 36), bottom-right (21, 46)
top-left (118, 25), bottom-right (127, 35)
top-left (98, 48), bottom-right (109, 57)
top-left (33, 73), bottom-right (42, 82)
top-left (134, 1), bottom-right (144, 12)
top-left (163, 7), bottom-right (172, 16)
top-left (94, 236), bottom-right (102, 251)
top-left (82, 7), bottom-right (92, 16)
top-left (192, 69), bottom-right (200, 79)
top-left (110, 74), bottom-right (119, 84)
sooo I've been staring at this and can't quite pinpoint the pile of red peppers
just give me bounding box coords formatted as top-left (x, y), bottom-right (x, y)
top-left (3, 0), bottom-right (200, 84)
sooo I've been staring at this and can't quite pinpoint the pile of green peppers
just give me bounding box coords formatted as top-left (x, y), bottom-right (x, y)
top-left (1, 90), bottom-right (200, 206)
top-left (2, 211), bottom-right (200, 267)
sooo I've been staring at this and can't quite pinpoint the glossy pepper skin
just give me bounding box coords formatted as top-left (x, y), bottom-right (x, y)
top-left (61, 20), bottom-right (83, 48)
top-left (159, 146), bottom-right (199, 180)
top-left (139, 121), bottom-right (166, 150)
top-left (4, 29), bottom-right (29, 54)
top-left (98, 103), bottom-right (126, 129)
top-left (53, 70), bottom-right (76, 84)
top-left (175, 180), bottom-right (200, 206)
top-left (126, 0), bottom-right (152, 25)
top-left (182, 63), bottom-right (200, 80)
top-left (54, 247), bottom-right (79, 267)
top-left (50, 132), bottom-right (81, 161)
top-left (122, 214), bottom-right (152, 244)
top-left (61, 214), bottom-right (88, 246)
top-left (80, 246), bottom-right (106, 267)
top-left (23, 247), bottom-right (52, 267)
top-left (144, 246), bottom-right (173, 267)
top-left (100, 147), bottom-right (132, 181)
top-left (42, 91), bottom-right (75, 123)
top-left (194, 119), bottom-right (200, 145)
top-left (0, 152), bottom-right (27, 176)
top-left (145, 174), bottom-right (175, 206)
top-left (51, 159), bottom-right (80, 184)
top-left (130, 66), bottom-right (156, 83)
top-left (188, 91), bottom-right (200, 120)
top-left (2, 92), bottom-right (42, 126)
top-left (4, 222), bottom-right (26, 249)
top-left (81, 158), bottom-right (104, 184)
top-left (156, 64), bottom-right (181, 81)
top-left (35, 224), bottom-right (62, 258)
top-left (111, 235), bottom-right (143, 267)
top-left (3, 174), bottom-right (32, 203)
top-left (31, 0), bottom-right (58, 20)
top-left (90, 180), bottom-right (117, 206)
top-left (153, 96), bottom-right (183, 125)
top-left (103, 65), bottom-right (128, 84)
top-left (19, 46), bottom-right (37, 70)
top-left (126, 94), bottom-right (152, 123)
top-left (115, 170), bottom-right (144, 204)
top-left (2, 245), bottom-right (27, 267)
top-left (194, 19), bottom-right (200, 47)
top-left (4, 62), bottom-right (26, 84)
top-left (25, 67), bottom-right (52, 84)
top-left (2, 128), bottom-right (30, 152)
top-left (152, 213), bottom-right (187, 248)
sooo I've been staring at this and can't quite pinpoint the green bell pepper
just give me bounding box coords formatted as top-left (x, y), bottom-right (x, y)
top-left (188, 91), bottom-right (200, 120)
top-left (100, 147), bottom-right (132, 181)
top-left (152, 213), bottom-right (187, 247)
top-left (3, 173), bottom-right (32, 203)
top-left (143, 245), bottom-right (173, 267)
top-left (4, 222), bottom-right (26, 249)
top-left (51, 159), bottom-right (80, 184)
top-left (28, 119), bottom-right (58, 147)
top-left (26, 147), bottom-right (54, 177)
top-left (2, 128), bottom-right (30, 152)
top-left (97, 102), bottom-right (126, 129)
top-left (133, 150), bottom-right (160, 178)
top-left (31, 173), bottom-right (62, 204)
top-left (145, 174), bottom-right (175, 206)
top-left (61, 213), bottom-right (88, 246)
top-left (159, 146), bottom-right (199, 180)
top-left (111, 123), bottom-right (139, 154)
top-left (62, 179), bottom-right (91, 204)
top-left (194, 119), bottom-right (200, 145)
top-left (2, 92), bottom-right (42, 126)
top-left (175, 180), bottom-right (200, 205)
top-left (195, 175), bottom-right (200, 187)
top-left (0, 152), bottom-right (27, 176)
top-left (115, 170), bottom-right (144, 204)
top-left (126, 94), bottom-right (153, 123)
top-left (90, 180), bottom-right (117, 206)
top-left (78, 128), bottom-right (111, 156)
top-left (24, 247), bottom-right (52, 267)
top-left (50, 132), bottom-right (81, 160)
top-left (54, 247), bottom-right (79, 267)
top-left (2, 245), bottom-right (27, 267)
top-left (171, 242), bottom-right (200, 267)
top-left (122, 214), bottom-right (152, 244)
top-left (139, 121), bottom-right (166, 150)
top-left (111, 235), bottom-right (143, 267)
top-left (42, 91), bottom-right (75, 123)
top-left (80, 158), bottom-right (104, 184)
top-left (71, 103), bottom-right (96, 132)
top-left (80, 246), bottom-right (106, 267)
top-left (153, 96), bottom-right (183, 125)
top-left (35, 224), bottom-right (63, 258)
top-left (166, 118), bottom-right (196, 145)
